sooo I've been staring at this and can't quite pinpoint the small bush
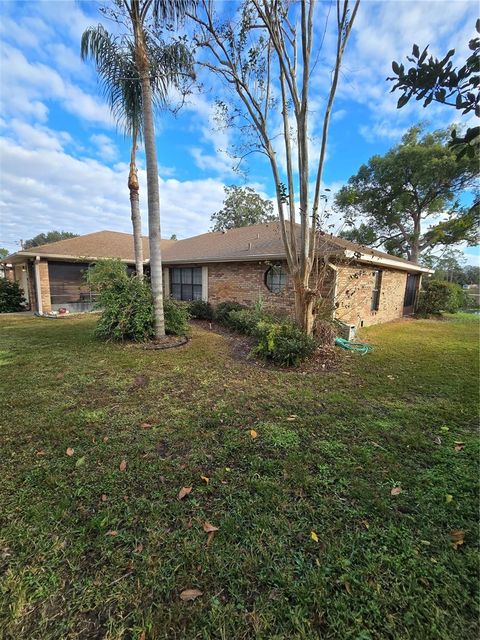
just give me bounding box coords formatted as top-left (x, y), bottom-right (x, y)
top-left (188, 299), bottom-right (214, 320)
top-left (214, 301), bottom-right (245, 326)
top-left (227, 307), bottom-right (276, 335)
top-left (94, 277), bottom-right (154, 342)
top-left (0, 280), bottom-right (26, 313)
top-left (164, 298), bottom-right (190, 336)
top-left (94, 277), bottom-right (190, 342)
top-left (253, 320), bottom-right (316, 367)
top-left (417, 280), bottom-right (467, 316)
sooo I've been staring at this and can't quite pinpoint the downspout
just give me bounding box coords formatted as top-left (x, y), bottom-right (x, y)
top-left (34, 256), bottom-right (43, 314)
top-left (323, 254), bottom-right (339, 320)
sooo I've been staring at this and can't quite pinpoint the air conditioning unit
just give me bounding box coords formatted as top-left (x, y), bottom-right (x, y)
top-left (335, 320), bottom-right (356, 342)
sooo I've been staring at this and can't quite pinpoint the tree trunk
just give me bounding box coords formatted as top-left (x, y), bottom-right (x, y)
top-left (128, 128), bottom-right (144, 279)
top-left (294, 279), bottom-right (316, 335)
top-left (136, 27), bottom-right (165, 338)
top-left (410, 215), bottom-right (421, 263)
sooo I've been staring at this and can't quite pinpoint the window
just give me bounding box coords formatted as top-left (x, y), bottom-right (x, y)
top-left (371, 270), bottom-right (382, 311)
top-left (265, 265), bottom-right (287, 294)
top-left (170, 267), bottom-right (202, 301)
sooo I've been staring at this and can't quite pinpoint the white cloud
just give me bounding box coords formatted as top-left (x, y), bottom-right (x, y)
top-left (0, 135), bottom-right (226, 247)
top-left (90, 134), bottom-right (118, 162)
top-left (0, 43), bottom-right (112, 127)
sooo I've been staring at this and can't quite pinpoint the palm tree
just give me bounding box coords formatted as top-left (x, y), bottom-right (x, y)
top-left (118, 0), bottom-right (193, 338)
top-left (81, 24), bottom-right (192, 287)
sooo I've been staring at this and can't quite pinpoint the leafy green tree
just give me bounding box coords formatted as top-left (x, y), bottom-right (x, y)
top-left (463, 264), bottom-right (480, 284)
top-left (388, 20), bottom-right (480, 158)
top-left (24, 231), bottom-right (78, 249)
top-left (99, 0), bottom-right (194, 339)
top-left (335, 126), bottom-right (478, 263)
top-left (0, 248), bottom-right (8, 259)
top-left (81, 25), bottom-right (192, 280)
top-left (211, 186), bottom-right (276, 232)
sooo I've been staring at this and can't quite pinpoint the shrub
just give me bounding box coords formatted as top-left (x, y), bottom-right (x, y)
top-left (253, 320), bottom-right (316, 367)
top-left (227, 307), bottom-right (276, 335)
top-left (85, 259), bottom-right (128, 292)
top-left (188, 299), bottom-right (214, 320)
top-left (94, 277), bottom-right (154, 342)
top-left (94, 277), bottom-right (190, 342)
top-left (417, 280), bottom-right (467, 316)
top-left (164, 298), bottom-right (190, 336)
top-left (0, 280), bottom-right (26, 313)
top-left (214, 301), bottom-right (245, 326)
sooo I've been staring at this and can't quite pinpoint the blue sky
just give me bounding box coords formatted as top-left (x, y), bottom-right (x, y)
top-left (0, 0), bottom-right (478, 264)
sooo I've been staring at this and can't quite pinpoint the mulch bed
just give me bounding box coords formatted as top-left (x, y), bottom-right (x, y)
top-left (192, 319), bottom-right (340, 372)
top-left (131, 335), bottom-right (189, 350)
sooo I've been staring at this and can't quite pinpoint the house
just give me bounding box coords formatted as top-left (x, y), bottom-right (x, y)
top-left (2, 222), bottom-right (433, 327)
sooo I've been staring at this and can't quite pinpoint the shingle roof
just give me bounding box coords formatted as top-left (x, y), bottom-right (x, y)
top-left (4, 222), bottom-right (429, 272)
top-left (6, 231), bottom-right (175, 262)
top-left (161, 221), bottom-right (422, 269)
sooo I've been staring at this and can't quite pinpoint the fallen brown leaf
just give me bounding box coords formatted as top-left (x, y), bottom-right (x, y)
top-left (105, 530), bottom-right (118, 537)
top-left (203, 521), bottom-right (219, 533)
top-left (36, 449), bottom-right (46, 456)
top-left (103, 436), bottom-right (109, 443)
top-left (140, 422), bottom-right (152, 429)
top-left (66, 447), bottom-right (74, 456)
top-left (101, 494), bottom-right (108, 502)
top-left (454, 441), bottom-right (465, 452)
top-left (450, 529), bottom-right (465, 549)
top-left (200, 475), bottom-right (209, 484)
top-left (390, 486), bottom-right (402, 496)
top-left (177, 486), bottom-right (192, 500)
top-left (119, 460), bottom-right (127, 472)
top-left (135, 543), bottom-right (144, 553)
top-left (179, 588), bottom-right (203, 601)
top-left (249, 429), bottom-right (258, 439)
top-left (433, 436), bottom-right (442, 445)
top-left (344, 581), bottom-right (353, 595)
top-left (206, 531), bottom-right (216, 546)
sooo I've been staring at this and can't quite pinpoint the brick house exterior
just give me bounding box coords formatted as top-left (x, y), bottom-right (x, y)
top-left (1, 223), bottom-right (432, 326)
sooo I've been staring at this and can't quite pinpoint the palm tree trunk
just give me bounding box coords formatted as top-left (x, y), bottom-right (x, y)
top-left (128, 127), bottom-right (144, 279)
top-left (136, 27), bottom-right (165, 338)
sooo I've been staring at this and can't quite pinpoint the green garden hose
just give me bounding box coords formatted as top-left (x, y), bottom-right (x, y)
top-left (335, 336), bottom-right (373, 355)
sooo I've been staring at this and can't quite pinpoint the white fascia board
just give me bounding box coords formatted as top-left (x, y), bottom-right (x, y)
top-left (343, 249), bottom-right (434, 274)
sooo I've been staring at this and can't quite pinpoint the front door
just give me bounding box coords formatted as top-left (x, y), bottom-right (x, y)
top-left (403, 274), bottom-right (420, 316)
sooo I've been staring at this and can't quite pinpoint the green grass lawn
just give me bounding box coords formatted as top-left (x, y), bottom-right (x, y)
top-left (0, 313), bottom-right (478, 640)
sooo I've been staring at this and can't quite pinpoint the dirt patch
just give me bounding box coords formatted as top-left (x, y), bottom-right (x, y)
top-left (192, 319), bottom-right (339, 372)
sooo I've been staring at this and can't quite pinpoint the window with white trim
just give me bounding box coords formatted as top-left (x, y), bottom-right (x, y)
top-left (170, 267), bottom-right (202, 301)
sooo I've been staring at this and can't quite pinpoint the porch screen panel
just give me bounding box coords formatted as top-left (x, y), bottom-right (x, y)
top-left (48, 262), bottom-right (93, 304)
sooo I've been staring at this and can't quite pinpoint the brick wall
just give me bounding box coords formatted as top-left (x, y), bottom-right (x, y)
top-left (206, 260), bottom-right (335, 318)
top-left (335, 263), bottom-right (408, 328)
top-left (207, 261), bottom-right (295, 316)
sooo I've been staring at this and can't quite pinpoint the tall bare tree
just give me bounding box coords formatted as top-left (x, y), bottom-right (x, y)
top-left (189, 0), bottom-right (359, 333)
